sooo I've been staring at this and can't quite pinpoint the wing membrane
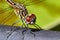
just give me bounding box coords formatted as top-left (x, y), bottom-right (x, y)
top-left (0, 10), bottom-right (13, 24)
top-left (0, 1), bottom-right (12, 14)
top-left (23, 0), bottom-right (44, 6)
top-left (0, 1), bottom-right (16, 25)
top-left (0, 7), bottom-right (12, 14)
top-left (0, 7), bottom-right (14, 24)
top-left (0, 0), bottom-right (22, 26)
top-left (14, 0), bottom-right (44, 6)
top-left (0, 7), bottom-right (19, 26)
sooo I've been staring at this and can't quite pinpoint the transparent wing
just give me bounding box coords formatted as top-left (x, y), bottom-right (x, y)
top-left (14, 0), bottom-right (44, 6)
top-left (0, 7), bottom-right (13, 24)
top-left (0, 1), bottom-right (19, 26)
top-left (0, 6), bottom-right (20, 26)
top-left (0, 7), bottom-right (12, 14)
top-left (23, 0), bottom-right (44, 6)
top-left (0, 0), bottom-right (13, 15)
top-left (0, 0), bottom-right (24, 27)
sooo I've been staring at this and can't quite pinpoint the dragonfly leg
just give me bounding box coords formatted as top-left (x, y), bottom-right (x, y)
top-left (12, 20), bottom-right (21, 26)
top-left (22, 24), bottom-right (28, 33)
top-left (29, 24), bottom-right (42, 38)
top-left (30, 30), bottom-right (35, 38)
top-left (22, 24), bottom-right (29, 40)
top-left (33, 23), bottom-right (42, 30)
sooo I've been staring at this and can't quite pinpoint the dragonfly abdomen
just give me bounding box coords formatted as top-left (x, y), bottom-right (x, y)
top-left (6, 0), bottom-right (16, 5)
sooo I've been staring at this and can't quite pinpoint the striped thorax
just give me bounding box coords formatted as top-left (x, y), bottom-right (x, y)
top-left (6, 0), bottom-right (28, 18)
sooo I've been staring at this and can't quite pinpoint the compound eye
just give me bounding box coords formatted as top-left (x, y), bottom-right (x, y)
top-left (26, 16), bottom-right (31, 22)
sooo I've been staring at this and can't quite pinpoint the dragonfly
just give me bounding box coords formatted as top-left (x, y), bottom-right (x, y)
top-left (0, 0), bottom-right (43, 39)
top-left (0, 0), bottom-right (43, 30)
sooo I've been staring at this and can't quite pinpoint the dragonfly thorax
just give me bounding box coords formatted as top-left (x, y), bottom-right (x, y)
top-left (13, 3), bottom-right (25, 9)
top-left (12, 2), bottom-right (28, 18)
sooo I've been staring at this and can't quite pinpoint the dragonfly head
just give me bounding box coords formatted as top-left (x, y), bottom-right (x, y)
top-left (25, 14), bottom-right (36, 24)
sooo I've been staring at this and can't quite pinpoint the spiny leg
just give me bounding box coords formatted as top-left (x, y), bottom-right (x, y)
top-left (22, 24), bottom-right (28, 34)
top-left (30, 30), bottom-right (36, 38)
top-left (20, 17), bottom-right (27, 40)
top-left (18, 10), bottom-right (27, 28)
top-left (20, 16), bottom-right (27, 28)
top-left (22, 24), bottom-right (29, 40)
top-left (18, 12), bottom-right (28, 40)
top-left (30, 24), bottom-right (42, 38)
top-left (12, 20), bottom-right (21, 26)
top-left (33, 23), bottom-right (42, 30)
